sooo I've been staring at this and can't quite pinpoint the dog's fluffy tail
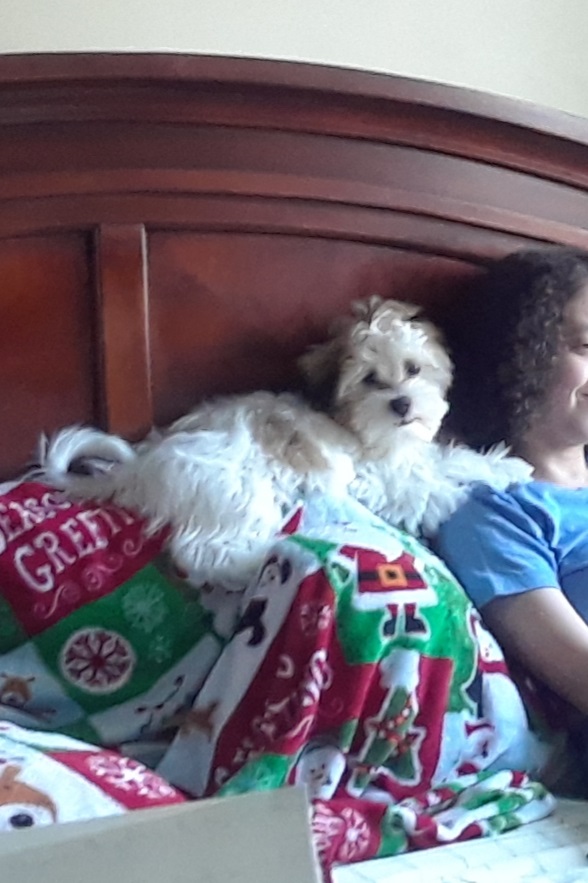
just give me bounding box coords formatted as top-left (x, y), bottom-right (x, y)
top-left (39, 426), bottom-right (136, 496)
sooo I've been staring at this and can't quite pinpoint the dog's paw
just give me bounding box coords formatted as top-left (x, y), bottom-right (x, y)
top-left (304, 449), bottom-right (355, 496)
top-left (328, 450), bottom-right (356, 489)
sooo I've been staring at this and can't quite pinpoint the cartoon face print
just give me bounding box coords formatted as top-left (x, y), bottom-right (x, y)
top-left (0, 673), bottom-right (56, 726)
top-left (294, 741), bottom-right (346, 800)
top-left (0, 674), bottom-right (35, 709)
top-left (199, 584), bottom-right (244, 638)
top-left (235, 555), bottom-right (293, 647)
top-left (0, 764), bottom-right (57, 830)
top-left (256, 555), bottom-right (292, 593)
top-left (134, 674), bottom-right (186, 736)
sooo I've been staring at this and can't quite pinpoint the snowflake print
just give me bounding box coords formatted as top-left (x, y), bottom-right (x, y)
top-left (60, 628), bottom-right (135, 694)
top-left (336, 807), bottom-right (372, 862)
top-left (147, 633), bottom-right (173, 664)
top-left (299, 602), bottom-right (332, 636)
top-left (312, 801), bottom-right (345, 861)
top-left (122, 581), bottom-right (168, 635)
top-left (87, 753), bottom-right (177, 799)
top-left (312, 803), bottom-right (371, 864)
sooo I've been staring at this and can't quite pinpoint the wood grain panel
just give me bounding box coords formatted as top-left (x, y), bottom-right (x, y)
top-left (0, 234), bottom-right (96, 478)
top-left (148, 232), bottom-right (481, 425)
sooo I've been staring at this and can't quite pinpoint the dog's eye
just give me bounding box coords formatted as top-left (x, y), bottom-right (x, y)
top-left (404, 360), bottom-right (420, 377)
top-left (362, 371), bottom-right (379, 386)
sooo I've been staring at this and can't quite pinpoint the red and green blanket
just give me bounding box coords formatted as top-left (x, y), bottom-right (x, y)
top-left (157, 493), bottom-right (555, 875)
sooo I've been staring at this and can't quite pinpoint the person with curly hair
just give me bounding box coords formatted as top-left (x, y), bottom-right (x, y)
top-left (435, 245), bottom-right (588, 725)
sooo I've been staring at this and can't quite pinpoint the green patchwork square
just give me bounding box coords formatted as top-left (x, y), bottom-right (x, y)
top-left (33, 564), bottom-right (212, 714)
top-left (58, 717), bottom-right (102, 745)
top-left (0, 593), bottom-right (28, 653)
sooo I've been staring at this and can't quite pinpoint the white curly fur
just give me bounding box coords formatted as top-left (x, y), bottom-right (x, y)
top-left (41, 392), bottom-right (354, 588)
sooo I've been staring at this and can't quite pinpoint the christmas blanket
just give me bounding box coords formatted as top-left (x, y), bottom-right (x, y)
top-left (158, 493), bottom-right (556, 876)
top-left (0, 720), bottom-right (185, 832)
top-left (0, 480), bottom-right (223, 757)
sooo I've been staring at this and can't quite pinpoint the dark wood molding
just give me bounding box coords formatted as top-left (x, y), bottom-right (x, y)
top-left (0, 54), bottom-right (587, 189)
top-left (95, 224), bottom-right (153, 438)
top-left (0, 53), bottom-right (584, 140)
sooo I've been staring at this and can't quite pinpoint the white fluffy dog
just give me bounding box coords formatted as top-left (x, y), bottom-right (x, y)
top-left (40, 296), bottom-right (530, 587)
top-left (41, 396), bottom-right (354, 589)
top-left (299, 296), bottom-right (531, 537)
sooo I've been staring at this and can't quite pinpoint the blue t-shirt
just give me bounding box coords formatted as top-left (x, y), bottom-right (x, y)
top-left (434, 481), bottom-right (588, 622)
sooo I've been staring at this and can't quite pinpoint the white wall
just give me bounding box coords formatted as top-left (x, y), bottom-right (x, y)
top-left (3, 0), bottom-right (588, 118)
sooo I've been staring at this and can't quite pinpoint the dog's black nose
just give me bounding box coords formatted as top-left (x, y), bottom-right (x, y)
top-left (390, 396), bottom-right (411, 417)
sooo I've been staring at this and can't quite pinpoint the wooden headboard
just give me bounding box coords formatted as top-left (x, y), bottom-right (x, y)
top-left (1, 53), bottom-right (588, 481)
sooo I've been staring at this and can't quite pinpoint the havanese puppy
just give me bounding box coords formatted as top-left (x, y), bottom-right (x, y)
top-left (40, 296), bottom-right (530, 588)
top-left (299, 296), bottom-right (531, 537)
top-left (40, 395), bottom-right (354, 589)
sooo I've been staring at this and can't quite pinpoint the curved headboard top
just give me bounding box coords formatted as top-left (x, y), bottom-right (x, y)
top-left (1, 53), bottom-right (588, 191)
top-left (1, 52), bottom-right (588, 144)
top-left (0, 53), bottom-right (587, 478)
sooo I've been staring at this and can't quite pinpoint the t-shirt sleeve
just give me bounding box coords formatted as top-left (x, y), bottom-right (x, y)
top-left (433, 486), bottom-right (559, 609)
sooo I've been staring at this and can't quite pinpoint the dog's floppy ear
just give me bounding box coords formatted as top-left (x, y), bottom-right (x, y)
top-left (298, 337), bottom-right (345, 412)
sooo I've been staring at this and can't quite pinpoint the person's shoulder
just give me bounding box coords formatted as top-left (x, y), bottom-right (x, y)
top-left (501, 479), bottom-right (586, 516)
top-left (438, 480), bottom-right (562, 551)
top-left (439, 480), bottom-right (544, 533)
top-left (469, 478), bottom-right (557, 508)
top-left (465, 479), bottom-right (533, 509)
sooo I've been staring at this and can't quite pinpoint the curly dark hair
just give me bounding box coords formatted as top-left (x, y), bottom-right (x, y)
top-left (445, 245), bottom-right (588, 449)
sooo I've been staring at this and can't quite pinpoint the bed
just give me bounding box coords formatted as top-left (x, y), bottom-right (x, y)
top-left (2, 51), bottom-right (588, 483)
top-left (1, 52), bottom-right (588, 880)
